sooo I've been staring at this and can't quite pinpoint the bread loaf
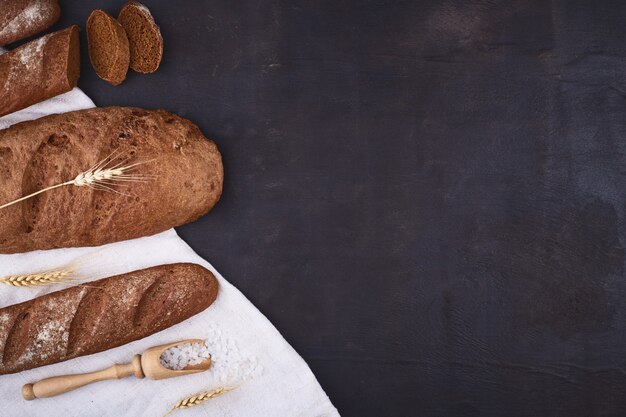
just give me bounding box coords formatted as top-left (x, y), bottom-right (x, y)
top-left (0, 25), bottom-right (80, 117)
top-left (118, 1), bottom-right (163, 73)
top-left (86, 10), bottom-right (130, 85)
top-left (0, 263), bottom-right (219, 375)
top-left (0, 0), bottom-right (61, 47)
top-left (0, 107), bottom-right (223, 254)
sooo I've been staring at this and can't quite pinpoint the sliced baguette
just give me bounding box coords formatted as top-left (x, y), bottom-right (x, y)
top-left (118, 1), bottom-right (163, 73)
top-left (86, 9), bottom-right (129, 85)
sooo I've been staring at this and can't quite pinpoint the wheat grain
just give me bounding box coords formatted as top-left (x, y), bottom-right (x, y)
top-left (162, 386), bottom-right (236, 417)
top-left (0, 267), bottom-right (74, 287)
top-left (0, 149), bottom-right (154, 210)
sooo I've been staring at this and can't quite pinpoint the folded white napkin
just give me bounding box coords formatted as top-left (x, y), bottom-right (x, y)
top-left (0, 82), bottom-right (339, 416)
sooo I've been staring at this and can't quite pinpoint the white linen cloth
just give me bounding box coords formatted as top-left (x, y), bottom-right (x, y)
top-left (0, 83), bottom-right (339, 416)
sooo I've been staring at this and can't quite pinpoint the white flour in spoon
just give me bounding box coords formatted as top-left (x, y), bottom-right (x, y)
top-left (158, 323), bottom-right (264, 384)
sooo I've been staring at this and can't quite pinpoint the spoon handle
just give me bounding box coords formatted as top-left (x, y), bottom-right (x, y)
top-left (22, 354), bottom-right (144, 400)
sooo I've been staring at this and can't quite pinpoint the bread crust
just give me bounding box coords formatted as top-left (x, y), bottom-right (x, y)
top-left (0, 263), bottom-right (219, 375)
top-left (0, 25), bottom-right (80, 117)
top-left (0, 0), bottom-right (61, 47)
top-left (0, 107), bottom-right (224, 254)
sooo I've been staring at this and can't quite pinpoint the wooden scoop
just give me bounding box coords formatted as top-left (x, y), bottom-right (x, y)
top-left (22, 339), bottom-right (211, 400)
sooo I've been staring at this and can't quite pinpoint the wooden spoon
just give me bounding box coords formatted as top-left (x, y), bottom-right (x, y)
top-left (22, 339), bottom-right (211, 400)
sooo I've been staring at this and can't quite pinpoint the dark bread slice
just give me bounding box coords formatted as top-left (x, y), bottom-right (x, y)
top-left (0, 106), bottom-right (224, 254)
top-left (86, 9), bottom-right (129, 85)
top-left (0, 263), bottom-right (219, 375)
top-left (118, 1), bottom-right (163, 73)
top-left (0, 0), bottom-right (61, 47)
top-left (0, 25), bottom-right (80, 118)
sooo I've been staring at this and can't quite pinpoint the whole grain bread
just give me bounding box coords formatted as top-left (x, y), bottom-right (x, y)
top-left (0, 263), bottom-right (219, 375)
top-left (0, 25), bottom-right (80, 117)
top-left (86, 9), bottom-right (129, 85)
top-left (118, 1), bottom-right (163, 73)
top-left (0, 0), bottom-right (61, 47)
top-left (0, 107), bottom-right (223, 254)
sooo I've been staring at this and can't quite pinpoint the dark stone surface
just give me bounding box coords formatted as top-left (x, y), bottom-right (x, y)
top-left (31, 0), bottom-right (626, 415)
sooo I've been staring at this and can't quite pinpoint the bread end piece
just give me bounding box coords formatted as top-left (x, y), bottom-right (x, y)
top-left (86, 9), bottom-right (130, 86)
top-left (65, 24), bottom-right (80, 88)
top-left (0, 25), bottom-right (81, 118)
top-left (118, 1), bottom-right (163, 74)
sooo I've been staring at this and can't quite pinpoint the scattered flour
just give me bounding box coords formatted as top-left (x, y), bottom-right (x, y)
top-left (1, 33), bottom-right (48, 93)
top-left (0, 0), bottom-right (54, 40)
top-left (114, 281), bottom-right (143, 307)
top-left (132, 2), bottom-right (154, 20)
top-left (15, 35), bottom-right (47, 69)
top-left (35, 320), bottom-right (64, 344)
top-left (16, 320), bottom-right (66, 366)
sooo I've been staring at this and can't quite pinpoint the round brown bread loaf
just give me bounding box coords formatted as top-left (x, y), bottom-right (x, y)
top-left (118, 1), bottom-right (163, 73)
top-left (0, 263), bottom-right (219, 375)
top-left (0, 0), bottom-right (61, 47)
top-left (0, 107), bottom-right (224, 254)
top-left (86, 9), bottom-right (130, 85)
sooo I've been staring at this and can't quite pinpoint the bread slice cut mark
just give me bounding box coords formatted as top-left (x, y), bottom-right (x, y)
top-left (86, 9), bottom-right (129, 86)
top-left (65, 25), bottom-right (81, 88)
top-left (118, 1), bottom-right (163, 73)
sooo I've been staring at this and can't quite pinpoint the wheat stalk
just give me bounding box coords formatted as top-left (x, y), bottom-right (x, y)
top-left (162, 386), bottom-right (236, 417)
top-left (0, 267), bottom-right (75, 287)
top-left (0, 251), bottom-right (112, 289)
top-left (0, 149), bottom-right (154, 210)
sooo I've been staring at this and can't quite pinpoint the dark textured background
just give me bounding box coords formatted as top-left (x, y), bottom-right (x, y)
top-left (33, 0), bottom-right (626, 415)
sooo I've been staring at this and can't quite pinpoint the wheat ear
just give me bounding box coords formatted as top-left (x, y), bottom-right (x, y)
top-left (0, 252), bottom-right (114, 290)
top-left (0, 149), bottom-right (154, 210)
top-left (162, 386), bottom-right (236, 417)
top-left (0, 267), bottom-right (75, 287)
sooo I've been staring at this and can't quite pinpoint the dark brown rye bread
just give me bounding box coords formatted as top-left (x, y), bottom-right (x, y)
top-left (0, 263), bottom-right (219, 375)
top-left (0, 107), bottom-right (224, 254)
top-left (0, 25), bottom-right (80, 117)
top-left (86, 9), bottom-right (129, 85)
top-left (0, 0), bottom-right (61, 47)
top-left (118, 1), bottom-right (163, 73)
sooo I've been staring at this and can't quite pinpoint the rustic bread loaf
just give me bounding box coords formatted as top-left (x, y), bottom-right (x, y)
top-left (0, 0), bottom-right (61, 47)
top-left (0, 263), bottom-right (219, 375)
top-left (0, 107), bottom-right (224, 254)
top-left (86, 10), bottom-right (129, 85)
top-left (118, 1), bottom-right (163, 73)
top-left (0, 25), bottom-right (80, 117)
